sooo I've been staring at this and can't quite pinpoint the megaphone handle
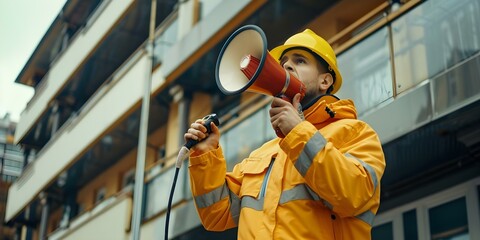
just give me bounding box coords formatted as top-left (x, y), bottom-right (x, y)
top-left (275, 128), bottom-right (285, 138)
top-left (273, 94), bottom-right (291, 138)
top-left (184, 114), bottom-right (220, 149)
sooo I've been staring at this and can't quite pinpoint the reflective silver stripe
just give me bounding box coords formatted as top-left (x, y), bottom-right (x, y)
top-left (356, 210), bottom-right (375, 226)
top-left (322, 198), bottom-right (334, 210)
top-left (279, 184), bottom-right (333, 209)
top-left (295, 132), bottom-right (327, 176)
top-left (345, 153), bottom-right (378, 193)
top-left (194, 183), bottom-right (242, 224)
top-left (279, 184), bottom-right (317, 204)
top-left (241, 196), bottom-right (264, 211)
top-left (194, 183), bottom-right (229, 208)
top-left (229, 190), bottom-right (241, 224)
top-left (303, 185), bottom-right (333, 210)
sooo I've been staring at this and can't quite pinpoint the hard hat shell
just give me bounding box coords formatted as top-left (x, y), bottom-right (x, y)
top-left (270, 29), bottom-right (342, 94)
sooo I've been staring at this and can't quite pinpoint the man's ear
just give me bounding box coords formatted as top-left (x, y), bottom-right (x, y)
top-left (319, 73), bottom-right (334, 92)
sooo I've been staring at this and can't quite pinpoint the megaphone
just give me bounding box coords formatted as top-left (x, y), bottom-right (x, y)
top-left (215, 25), bottom-right (306, 137)
top-left (216, 25), bottom-right (306, 102)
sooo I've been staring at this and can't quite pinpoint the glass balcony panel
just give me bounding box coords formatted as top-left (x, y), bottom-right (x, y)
top-left (153, 18), bottom-right (179, 65)
top-left (224, 108), bottom-right (267, 171)
top-left (48, 195), bottom-right (131, 240)
top-left (199, 0), bottom-right (224, 19)
top-left (392, 0), bottom-right (480, 94)
top-left (144, 166), bottom-right (186, 219)
top-left (432, 54), bottom-right (480, 116)
top-left (336, 27), bottom-right (393, 115)
top-left (0, 130), bottom-right (6, 142)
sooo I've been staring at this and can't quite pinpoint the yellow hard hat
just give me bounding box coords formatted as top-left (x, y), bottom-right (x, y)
top-left (270, 29), bottom-right (342, 94)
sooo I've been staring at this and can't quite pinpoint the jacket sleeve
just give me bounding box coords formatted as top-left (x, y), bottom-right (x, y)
top-left (279, 120), bottom-right (386, 218)
top-left (188, 146), bottom-right (244, 231)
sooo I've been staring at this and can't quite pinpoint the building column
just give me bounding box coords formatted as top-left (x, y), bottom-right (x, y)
top-left (0, 143), bottom-right (5, 176)
top-left (177, 0), bottom-right (197, 38)
top-left (177, 89), bottom-right (191, 198)
top-left (59, 169), bottom-right (78, 228)
top-left (38, 192), bottom-right (50, 240)
top-left (177, 91), bottom-right (191, 147)
top-left (22, 201), bottom-right (38, 240)
top-left (22, 148), bottom-right (30, 169)
top-left (15, 225), bottom-right (22, 240)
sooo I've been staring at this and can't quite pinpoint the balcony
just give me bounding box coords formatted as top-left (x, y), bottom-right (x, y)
top-left (5, 51), bottom-right (154, 222)
top-left (48, 192), bottom-right (132, 240)
top-left (14, 0), bottom-right (135, 145)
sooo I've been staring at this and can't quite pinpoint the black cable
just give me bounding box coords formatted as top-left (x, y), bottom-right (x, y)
top-left (164, 114), bottom-right (219, 240)
top-left (165, 167), bottom-right (180, 240)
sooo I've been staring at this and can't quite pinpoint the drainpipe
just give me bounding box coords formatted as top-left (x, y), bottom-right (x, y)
top-left (131, 0), bottom-right (156, 239)
top-left (22, 148), bottom-right (30, 169)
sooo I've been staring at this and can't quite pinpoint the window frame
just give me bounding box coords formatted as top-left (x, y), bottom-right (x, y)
top-left (374, 177), bottom-right (480, 240)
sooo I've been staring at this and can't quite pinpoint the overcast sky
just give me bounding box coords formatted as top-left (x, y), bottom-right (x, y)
top-left (0, 0), bottom-right (67, 122)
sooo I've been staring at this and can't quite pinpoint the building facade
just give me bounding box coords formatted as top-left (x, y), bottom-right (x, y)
top-left (5, 0), bottom-right (480, 239)
top-left (1, 114), bottom-right (24, 239)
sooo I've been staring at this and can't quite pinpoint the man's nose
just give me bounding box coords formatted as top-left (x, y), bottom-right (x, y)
top-left (282, 60), bottom-right (294, 72)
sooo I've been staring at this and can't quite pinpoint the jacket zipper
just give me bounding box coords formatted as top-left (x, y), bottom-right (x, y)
top-left (259, 160), bottom-right (274, 198)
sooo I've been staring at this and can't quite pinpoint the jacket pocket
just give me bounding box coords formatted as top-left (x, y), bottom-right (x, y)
top-left (239, 157), bottom-right (272, 198)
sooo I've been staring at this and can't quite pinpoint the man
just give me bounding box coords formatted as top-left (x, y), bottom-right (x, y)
top-left (185, 29), bottom-right (386, 239)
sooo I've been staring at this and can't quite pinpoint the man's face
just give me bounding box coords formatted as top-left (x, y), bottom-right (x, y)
top-left (279, 49), bottom-right (331, 105)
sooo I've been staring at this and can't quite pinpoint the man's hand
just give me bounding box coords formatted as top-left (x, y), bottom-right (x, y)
top-left (269, 93), bottom-right (304, 136)
top-left (184, 119), bottom-right (220, 155)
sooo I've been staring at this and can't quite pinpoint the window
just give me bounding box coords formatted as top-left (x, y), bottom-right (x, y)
top-left (94, 187), bottom-right (106, 204)
top-left (121, 169), bottom-right (135, 190)
top-left (373, 178), bottom-right (480, 239)
top-left (403, 209), bottom-right (418, 240)
top-left (429, 197), bottom-right (469, 240)
top-left (372, 222), bottom-right (394, 240)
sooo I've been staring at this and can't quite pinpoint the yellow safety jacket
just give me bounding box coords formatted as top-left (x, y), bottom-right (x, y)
top-left (189, 96), bottom-right (386, 239)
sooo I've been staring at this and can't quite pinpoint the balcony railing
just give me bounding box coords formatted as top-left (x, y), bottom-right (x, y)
top-left (48, 190), bottom-right (132, 240)
top-left (335, 0), bottom-right (480, 118)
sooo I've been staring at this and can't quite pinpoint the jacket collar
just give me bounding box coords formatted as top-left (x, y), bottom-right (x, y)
top-left (302, 94), bottom-right (357, 128)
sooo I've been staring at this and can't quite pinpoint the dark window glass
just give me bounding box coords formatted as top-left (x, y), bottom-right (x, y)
top-left (429, 197), bottom-right (469, 240)
top-left (372, 222), bottom-right (393, 240)
top-left (403, 209), bottom-right (418, 240)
